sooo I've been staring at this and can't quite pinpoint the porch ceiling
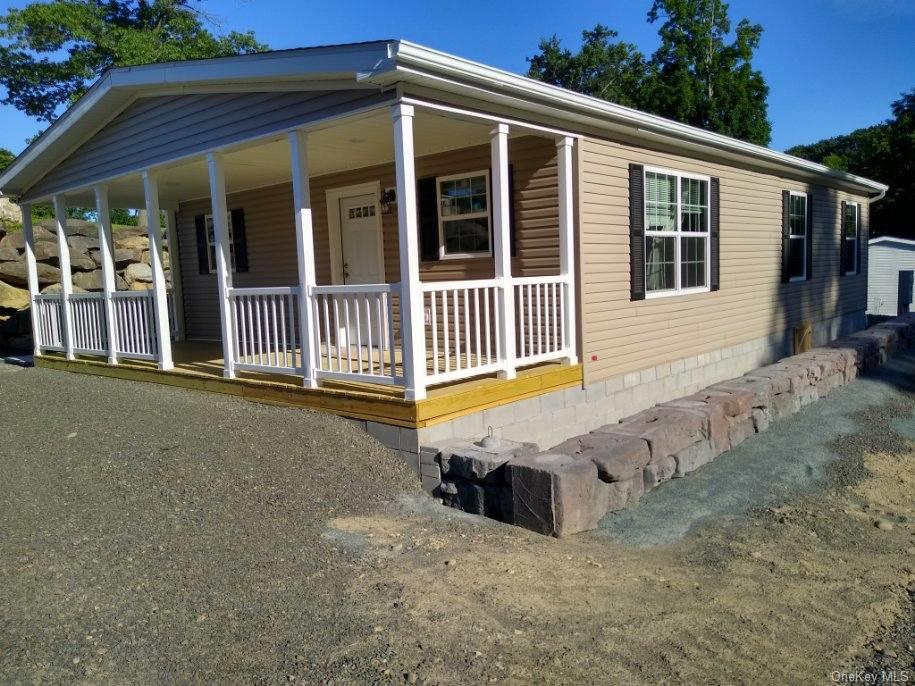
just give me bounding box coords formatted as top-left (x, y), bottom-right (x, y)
top-left (59, 107), bottom-right (532, 209)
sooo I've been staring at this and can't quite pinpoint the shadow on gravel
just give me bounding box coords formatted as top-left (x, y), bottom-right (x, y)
top-left (597, 349), bottom-right (915, 548)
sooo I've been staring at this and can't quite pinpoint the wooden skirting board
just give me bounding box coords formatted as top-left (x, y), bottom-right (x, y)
top-left (35, 354), bottom-right (583, 429)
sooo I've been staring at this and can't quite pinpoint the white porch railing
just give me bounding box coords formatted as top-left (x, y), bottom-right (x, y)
top-left (34, 293), bottom-right (65, 352)
top-left (111, 290), bottom-right (159, 360)
top-left (423, 279), bottom-right (505, 385)
top-left (229, 286), bottom-right (302, 375)
top-left (68, 292), bottom-right (108, 355)
top-left (311, 283), bottom-right (399, 385)
top-left (514, 276), bottom-right (573, 365)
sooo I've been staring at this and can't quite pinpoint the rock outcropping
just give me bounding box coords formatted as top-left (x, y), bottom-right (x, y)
top-left (0, 219), bottom-right (169, 352)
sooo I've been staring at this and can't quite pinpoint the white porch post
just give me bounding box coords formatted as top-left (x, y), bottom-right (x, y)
top-left (141, 171), bottom-right (174, 370)
top-left (52, 195), bottom-right (75, 359)
top-left (163, 207), bottom-right (186, 342)
top-left (94, 185), bottom-right (119, 364)
top-left (289, 130), bottom-right (318, 388)
top-left (206, 152), bottom-right (236, 379)
top-left (20, 204), bottom-right (41, 357)
top-left (491, 123), bottom-right (516, 379)
top-left (556, 136), bottom-right (578, 364)
top-left (392, 103), bottom-right (427, 401)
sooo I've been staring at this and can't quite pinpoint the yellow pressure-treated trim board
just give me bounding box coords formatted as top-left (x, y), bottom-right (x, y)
top-left (35, 354), bottom-right (583, 429)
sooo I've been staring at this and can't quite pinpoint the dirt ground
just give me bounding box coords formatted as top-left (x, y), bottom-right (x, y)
top-left (1, 356), bottom-right (914, 684)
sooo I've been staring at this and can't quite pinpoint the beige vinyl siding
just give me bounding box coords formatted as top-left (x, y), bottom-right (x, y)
top-left (176, 135), bottom-right (559, 340)
top-left (578, 135), bottom-right (869, 385)
top-left (26, 89), bottom-right (390, 202)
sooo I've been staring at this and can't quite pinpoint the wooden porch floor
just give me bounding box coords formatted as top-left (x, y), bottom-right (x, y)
top-left (36, 341), bottom-right (583, 428)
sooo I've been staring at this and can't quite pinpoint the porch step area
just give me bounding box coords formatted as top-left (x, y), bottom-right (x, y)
top-left (431, 313), bottom-right (915, 537)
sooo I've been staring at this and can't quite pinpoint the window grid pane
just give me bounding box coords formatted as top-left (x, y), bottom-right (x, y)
top-left (680, 236), bottom-right (707, 288)
top-left (789, 194), bottom-right (806, 237)
top-left (645, 172), bottom-right (677, 232)
top-left (844, 204), bottom-right (858, 237)
top-left (443, 217), bottom-right (490, 254)
top-left (787, 236), bottom-right (805, 279)
top-left (680, 177), bottom-right (708, 232)
top-left (646, 235), bottom-right (676, 292)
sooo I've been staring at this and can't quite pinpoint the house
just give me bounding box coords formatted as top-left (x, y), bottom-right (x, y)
top-left (0, 41), bottom-right (887, 490)
top-left (867, 236), bottom-right (915, 317)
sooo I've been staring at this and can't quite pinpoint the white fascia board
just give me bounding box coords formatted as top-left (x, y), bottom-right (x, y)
top-left (0, 42), bottom-right (395, 198)
top-left (869, 236), bottom-right (915, 247)
top-left (389, 40), bottom-right (889, 196)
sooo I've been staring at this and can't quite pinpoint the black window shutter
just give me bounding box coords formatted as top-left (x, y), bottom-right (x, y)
top-left (781, 190), bottom-right (791, 284)
top-left (805, 191), bottom-right (814, 281)
top-left (839, 200), bottom-right (847, 277)
top-left (417, 177), bottom-right (439, 261)
top-left (194, 214), bottom-right (209, 274)
top-left (629, 164), bottom-right (645, 301)
top-left (710, 177), bottom-right (720, 291)
top-left (231, 208), bottom-right (248, 273)
top-left (856, 203), bottom-right (863, 275)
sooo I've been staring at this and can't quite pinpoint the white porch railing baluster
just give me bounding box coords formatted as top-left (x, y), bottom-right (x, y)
top-left (227, 286), bottom-right (301, 376)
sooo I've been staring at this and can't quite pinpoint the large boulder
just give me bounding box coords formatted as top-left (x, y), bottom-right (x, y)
top-left (141, 249), bottom-right (169, 269)
top-left (507, 452), bottom-right (602, 537)
top-left (124, 262), bottom-right (153, 284)
top-left (439, 437), bottom-right (536, 483)
top-left (116, 234), bottom-right (150, 251)
top-left (0, 260), bottom-right (60, 286)
top-left (69, 249), bottom-right (97, 272)
top-left (73, 270), bottom-right (104, 291)
top-left (552, 432), bottom-right (650, 483)
top-left (0, 280), bottom-right (30, 311)
top-left (33, 240), bottom-right (59, 263)
top-left (40, 283), bottom-right (87, 295)
top-left (595, 406), bottom-right (707, 462)
top-left (0, 245), bottom-right (19, 261)
top-left (68, 234), bottom-right (100, 253)
top-left (0, 225), bottom-right (54, 251)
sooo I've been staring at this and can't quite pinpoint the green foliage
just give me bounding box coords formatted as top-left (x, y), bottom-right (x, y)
top-left (527, 0), bottom-right (771, 145)
top-left (111, 208), bottom-right (139, 225)
top-left (0, 147), bottom-right (14, 173)
top-left (527, 25), bottom-right (648, 109)
top-left (787, 89), bottom-right (915, 239)
top-left (0, 0), bottom-right (268, 123)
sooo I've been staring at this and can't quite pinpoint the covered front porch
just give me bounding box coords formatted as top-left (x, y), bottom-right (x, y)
top-left (21, 95), bottom-right (580, 407)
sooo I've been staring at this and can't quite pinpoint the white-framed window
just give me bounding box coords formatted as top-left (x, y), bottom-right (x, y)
top-left (843, 202), bottom-right (858, 275)
top-left (787, 191), bottom-right (808, 282)
top-left (644, 167), bottom-right (710, 296)
top-left (436, 170), bottom-right (491, 258)
top-left (205, 212), bottom-right (235, 274)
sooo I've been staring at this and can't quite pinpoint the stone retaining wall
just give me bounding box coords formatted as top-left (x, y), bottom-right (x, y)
top-left (432, 313), bottom-right (915, 537)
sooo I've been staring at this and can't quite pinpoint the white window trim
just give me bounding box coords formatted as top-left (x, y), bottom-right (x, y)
top-left (435, 169), bottom-right (492, 260)
top-left (205, 212), bottom-right (235, 274)
top-left (788, 190), bottom-right (808, 283)
top-left (643, 165), bottom-right (712, 299)
top-left (844, 202), bottom-right (859, 276)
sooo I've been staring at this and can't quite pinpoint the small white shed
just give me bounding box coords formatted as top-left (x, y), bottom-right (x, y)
top-left (868, 236), bottom-right (915, 316)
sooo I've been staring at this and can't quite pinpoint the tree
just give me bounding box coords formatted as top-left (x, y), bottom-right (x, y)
top-left (527, 1), bottom-right (772, 145)
top-left (787, 89), bottom-right (914, 239)
top-left (0, 147), bottom-right (13, 173)
top-left (643, 0), bottom-right (770, 145)
top-left (527, 25), bottom-right (647, 109)
top-left (0, 0), bottom-right (267, 123)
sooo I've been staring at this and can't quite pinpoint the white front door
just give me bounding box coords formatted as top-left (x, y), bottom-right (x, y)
top-left (338, 193), bottom-right (384, 351)
top-left (339, 193), bottom-right (383, 284)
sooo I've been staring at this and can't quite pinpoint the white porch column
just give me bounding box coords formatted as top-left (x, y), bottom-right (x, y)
top-left (52, 195), bottom-right (75, 359)
top-left (94, 185), bottom-right (119, 364)
top-left (491, 123), bottom-right (516, 379)
top-left (206, 152), bottom-right (236, 379)
top-left (392, 103), bottom-right (427, 401)
top-left (20, 204), bottom-right (41, 357)
top-left (289, 130), bottom-right (318, 388)
top-left (556, 136), bottom-right (578, 364)
top-left (163, 207), bottom-right (186, 342)
top-left (141, 171), bottom-right (174, 370)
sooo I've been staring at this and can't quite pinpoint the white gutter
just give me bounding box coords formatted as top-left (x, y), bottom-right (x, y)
top-left (391, 40), bottom-right (889, 197)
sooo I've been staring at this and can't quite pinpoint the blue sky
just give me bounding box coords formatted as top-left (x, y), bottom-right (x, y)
top-left (0, 0), bottom-right (913, 154)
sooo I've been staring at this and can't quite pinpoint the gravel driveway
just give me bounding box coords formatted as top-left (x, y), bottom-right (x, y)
top-left (0, 364), bottom-right (421, 682)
